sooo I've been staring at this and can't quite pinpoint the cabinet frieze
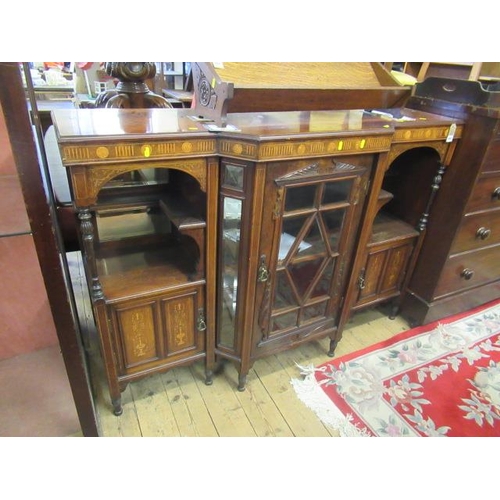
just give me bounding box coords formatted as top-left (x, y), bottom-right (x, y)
top-left (218, 134), bottom-right (393, 161)
top-left (60, 138), bottom-right (217, 165)
top-left (392, 125), bottom-right (463, 143)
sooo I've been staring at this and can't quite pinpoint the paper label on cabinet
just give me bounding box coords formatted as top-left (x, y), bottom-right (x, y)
top-left (446, 123), bottom-right (457, 143)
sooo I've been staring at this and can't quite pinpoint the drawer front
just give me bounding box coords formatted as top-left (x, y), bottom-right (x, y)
top-left (451, 209), bottom-right (500, 254)
top-left (435, 245), bottom-right (500, 298)
top-left (466, 174), bottom-right (500, 213)
top-left (481, 138), bottom-right (500, 174)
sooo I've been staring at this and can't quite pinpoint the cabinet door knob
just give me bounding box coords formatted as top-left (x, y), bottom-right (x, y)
top-left (461, 268), bottom-right (475, 280)
top-left (493, 187), bottom-right (500, 200)
top-left (476, 227), bottom-right (491, 240)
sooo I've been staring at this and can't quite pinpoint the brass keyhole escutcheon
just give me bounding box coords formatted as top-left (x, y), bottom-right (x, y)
top-left (257, 255), bottom-right (269, 283)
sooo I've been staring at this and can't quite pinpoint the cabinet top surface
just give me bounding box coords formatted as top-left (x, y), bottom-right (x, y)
top-left (52, 107), bottom-right (460, 142)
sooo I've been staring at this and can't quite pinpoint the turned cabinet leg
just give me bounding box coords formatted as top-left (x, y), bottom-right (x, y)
top-left (112, 397), bottom-right (123, 416)
top-left (237, 373), bottom-right (247, 392)
top-left (205, 368), bottom-right (213, 385)
top-left (328, 338), bottom-right (339, 357)
top-left (389, 303), bottom-right (399, 320)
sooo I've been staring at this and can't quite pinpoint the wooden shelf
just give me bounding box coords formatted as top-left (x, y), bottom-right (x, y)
top-left (369, 212), bottom-right (419, 246)
top-left (159, 192), bottom-right (206, 230)
top-left (97, 238), bottom-right (203, 302)
top-left (376, 189), bottom-right (394, 213)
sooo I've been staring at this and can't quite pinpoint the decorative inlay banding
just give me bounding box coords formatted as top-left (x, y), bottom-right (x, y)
top-left (96, 146), bottom-right (109, 159)
top-left (61, 139), bottom-right (217, 164)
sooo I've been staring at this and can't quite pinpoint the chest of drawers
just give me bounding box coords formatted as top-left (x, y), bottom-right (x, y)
top-left (401, 77), bottom-right (500, 325)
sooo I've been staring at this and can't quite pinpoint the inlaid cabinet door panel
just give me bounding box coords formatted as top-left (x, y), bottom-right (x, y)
top-left (160, 289), bottom-right (204, 357)
top-left (112, 299), bottom-right (162, 373)
top-left (110, 286), bottom-right (205, 375)
top-left (255, 158), bottom-right (369, 347)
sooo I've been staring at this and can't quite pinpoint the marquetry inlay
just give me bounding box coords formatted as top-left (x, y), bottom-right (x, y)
top-left (392, 125), bottom-right (462, 144)
top-left (219, 140), bottom-right (258, 158)
top-left (131, 311), bottom-right (148, 358)
top-left (70, 159), bottom-right (208, 206)
top-left (60, 138), bottom-right (217, 165)
top-left (117, 303), bottom-right (158, 369)
top-left (386, 141), bottom-right (452, 167)
top-left (172, 303), bottom-right (188, 347)
top-left (219, 135), bottom-right (392, 161)
top-left (164, 294), bottom-right (196, 354)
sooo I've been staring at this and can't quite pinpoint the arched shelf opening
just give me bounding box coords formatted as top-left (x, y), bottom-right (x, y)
top-left (382, 146), bottom-right (442, 228)
top-left (93, 166), bottom-right (206, 296)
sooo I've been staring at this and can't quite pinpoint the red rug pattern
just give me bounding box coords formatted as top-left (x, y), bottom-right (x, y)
top-left (291, 300), bottom-right (500, 437)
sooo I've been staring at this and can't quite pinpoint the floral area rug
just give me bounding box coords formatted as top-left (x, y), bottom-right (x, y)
top-left (291, 300), bottom-right (500, 437)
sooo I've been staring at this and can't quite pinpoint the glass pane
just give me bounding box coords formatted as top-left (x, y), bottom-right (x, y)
top-left (278, 215), bottom-right (308, 262)
top-left (301, 301), bottom-right (328, 323)
top-left (298, 217), bottom-right (327, 258)
top-left (322, 179), bottom-right (352, 205)
top-left (224, 165), bottom-right (244, 190)
top-left (219, 197), bottom-right (242, 348)
top-left (310, 258), bottom-right (335, 298)
top-left (289, 258), bottom-right (324, 298)
top-left (271, 310), bottom-right (298, 332)
top-left (274, 270), bottom-right (297, 310)
top-left (322, 209), bottom-right (346, 253)
top-left (284, 184), bottom-right (317, 212)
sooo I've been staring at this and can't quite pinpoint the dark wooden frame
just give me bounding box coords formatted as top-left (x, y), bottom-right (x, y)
top-left (0, 62), bottom-right (98, 436)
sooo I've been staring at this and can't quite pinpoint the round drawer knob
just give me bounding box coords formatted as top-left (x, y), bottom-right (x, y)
top-left (476, 227), bottom-right (491, 240)
top-left (461, 268), bottom-right (475, 280)
top-left (493, 187), bottom-right (500, 200)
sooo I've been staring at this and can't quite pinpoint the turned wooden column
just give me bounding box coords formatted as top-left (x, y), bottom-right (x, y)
top-left (94, 62), bottom-right (172, 109)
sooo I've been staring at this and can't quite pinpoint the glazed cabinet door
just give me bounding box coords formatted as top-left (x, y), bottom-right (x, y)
top-left (216, 160), bottom-right (254, 357)
top-left (253, 158), bottom-right (369, 354)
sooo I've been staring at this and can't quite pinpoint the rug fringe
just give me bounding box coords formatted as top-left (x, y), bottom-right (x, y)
top-left (290, 369), bottom-right (370, 437)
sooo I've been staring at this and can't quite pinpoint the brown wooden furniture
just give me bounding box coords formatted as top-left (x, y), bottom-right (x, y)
top-left (51, 109), bottom-right (219, 415)
top-left (400, 77), bottom-right (500, 325)
top-left (51, 103), bottom-right (462, 411)
top-left (190, 62), bottom-right (411, 124)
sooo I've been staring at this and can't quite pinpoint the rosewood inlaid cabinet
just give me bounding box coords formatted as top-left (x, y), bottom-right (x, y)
top-left (52, 101), bottom-right (462, 413)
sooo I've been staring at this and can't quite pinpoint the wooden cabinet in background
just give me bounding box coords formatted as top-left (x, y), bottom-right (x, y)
top-left (401, 77), bottom-right (500, 325)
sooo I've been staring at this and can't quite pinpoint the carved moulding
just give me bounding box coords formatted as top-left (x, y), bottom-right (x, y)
top-left (386, 141), bottom-right (452, 169)
top-left (70, 158), bottom-right (208, 207)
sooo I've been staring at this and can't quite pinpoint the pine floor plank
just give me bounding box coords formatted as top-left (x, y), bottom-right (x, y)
top-left (190, 363), bottom-right (258, 437)
top-left (129, 374), bottom-right (181, 437)
top-left (251, 354), bottom-right (332, 437)
top-left (160, 367), bottom-right (218, 437)
top-left (112, 386), bottom-right (143, 437)
top-left (230, 367), bottom-right (295, 437)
